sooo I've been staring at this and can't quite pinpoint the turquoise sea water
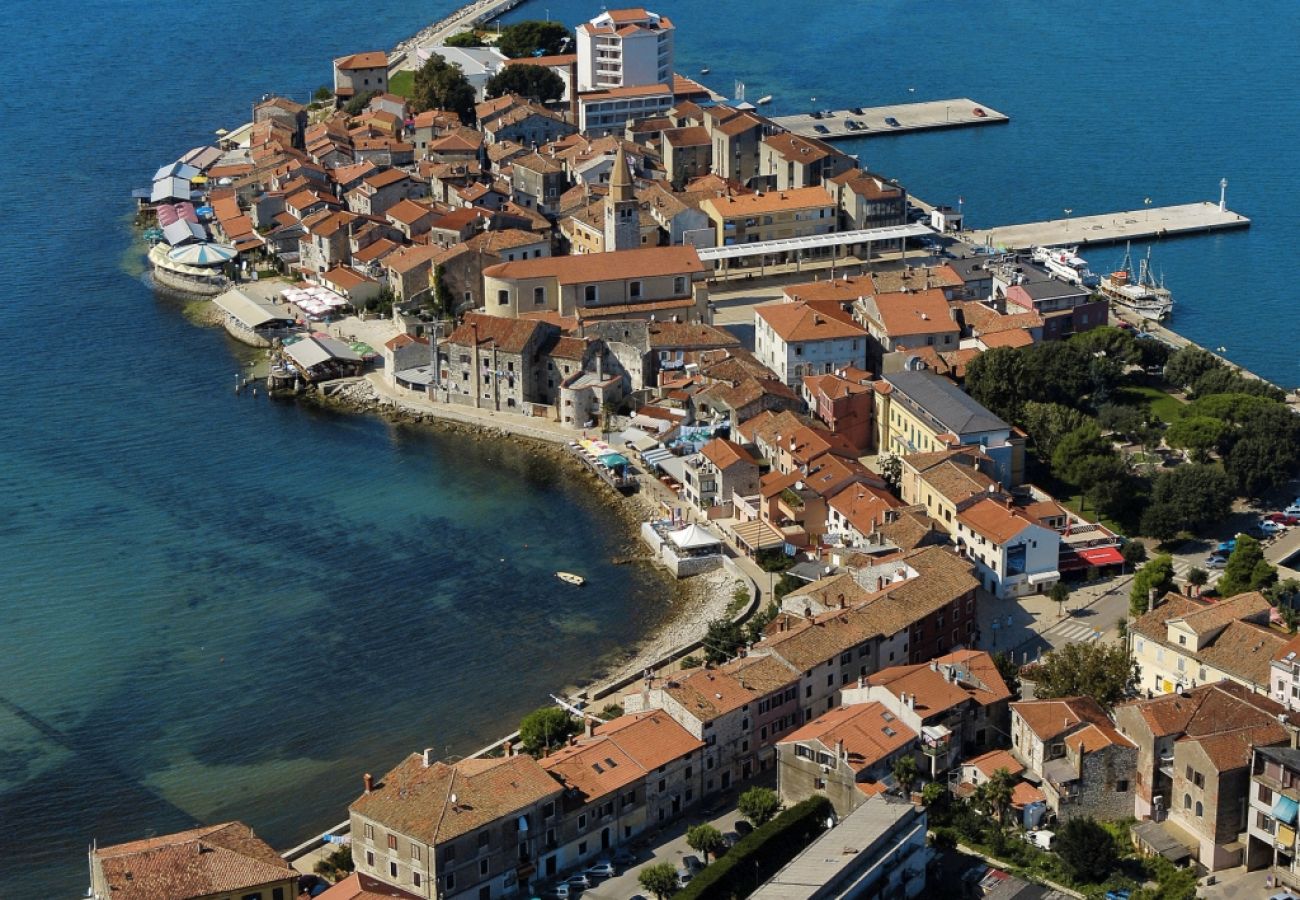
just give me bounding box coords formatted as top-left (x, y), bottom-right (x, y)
top-left (2, 0), bottom-right (1297, 895)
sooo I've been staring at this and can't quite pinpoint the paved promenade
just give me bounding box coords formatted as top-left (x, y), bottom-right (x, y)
top-left (964, 201), bottom-right (1249, 250)
top-left (771, 98), bottom-right (1008, 141)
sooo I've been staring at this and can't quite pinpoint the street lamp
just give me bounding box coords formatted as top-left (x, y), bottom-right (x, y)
top-left (1143, 196), bottom-right (1152, 222)
top-left (1064, 208), bottom-right (1072, 232)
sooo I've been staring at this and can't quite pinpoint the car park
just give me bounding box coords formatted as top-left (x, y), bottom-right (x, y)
top-left (1260, 520), bottom-right (1286, 535)
top-left (586, 861), bottom-right (617, 879)
top-left (1204, 555), bottom-right (1227, 569)
top-left (566, 875), bottom-right (592, 890)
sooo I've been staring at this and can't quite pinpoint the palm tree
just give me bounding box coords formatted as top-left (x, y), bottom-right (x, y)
top-left (975, 768), bottom-right (1016, 826)
top-left (892, 753), bottom-right (919, 797)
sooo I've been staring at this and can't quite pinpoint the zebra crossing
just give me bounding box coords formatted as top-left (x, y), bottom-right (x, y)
top-left (1043, 619), bottom-right (1106, 645)
top-left (1171, 557), bottom-right (1223, 588)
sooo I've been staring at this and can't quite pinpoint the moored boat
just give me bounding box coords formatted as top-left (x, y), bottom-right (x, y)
top-left (556, 571), bottom-right (586, 586)
top-left (1098, 243), bottom-right (1173, 320)
top-left (1031, 245), bottom-right (1101, 288)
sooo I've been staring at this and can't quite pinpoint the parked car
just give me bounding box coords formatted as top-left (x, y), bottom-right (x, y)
top-left (676, 870), bottom-right (694, 889)
top-left (1204, 555), bottom-right (1227, 569)
top-left (810, 111), bottom-right (823, 119)
top-left (885, 116), bottom-right (901, 127)
top-left (850, 106), bottom-right (865, 114)
top-left (586, 861), bottom-right (617, 879)
top-left (566, 874), bottom-right (592, 890)
top-left (553, 884), bottom-right (572, 899)
top-left (1216, 538), bottom-right (1237, 554)
top-left (682, 855), bottom-right (704, 873)
top-left (1260, 520), bottom-right (1286, 535)
top-left (973, 106), bottom-right (987, 117)
top-left (1267, 513), bottom-right (1300, 526)
top-left (612, 848), bottom-right (636, 867)
top-left (735, 820), bottom-right (754, 836)
top-left (813, 124), bottom-right (830, 134)
top-left (723, 831), bottom-right (742, 848)
top-left (845, 120), bottom-right (859, 130)
top-left (1286, 504), bottom-right (1300, 517)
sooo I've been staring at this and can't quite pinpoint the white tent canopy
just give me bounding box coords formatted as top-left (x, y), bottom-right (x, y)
top-left (168, 241), bottom-right (235, 266)
top-left (668, 523), bottom-right (722, 550)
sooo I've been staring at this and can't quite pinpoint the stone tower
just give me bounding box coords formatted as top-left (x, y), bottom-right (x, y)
top-left (603, 143), bottom-right (640, 252)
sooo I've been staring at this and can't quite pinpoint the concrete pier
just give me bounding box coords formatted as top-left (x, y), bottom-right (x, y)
top-left (770, 99), bottom-right (1008, 141)
top-left (965, 201), bottom-right (1250, 250)
top-left (392, 0), bottom-right (530, 68)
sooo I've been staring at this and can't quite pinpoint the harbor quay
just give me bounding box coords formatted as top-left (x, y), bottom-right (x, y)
top-left (964, 199), bottom-right (1250, 250)
top-left (770, 97), bottom-right (1009, 140)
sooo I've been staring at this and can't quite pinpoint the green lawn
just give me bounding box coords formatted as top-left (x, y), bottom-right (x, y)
top-left (1060, 493), bottom-right (1127, 535)
top-left (389, 70), bottom-right (414, 98)
top-left (1113, 383), bottom-right (1185, 424)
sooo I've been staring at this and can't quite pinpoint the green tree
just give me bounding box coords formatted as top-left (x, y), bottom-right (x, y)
top-left (745, 600), bottom-right (780, 644)
top-left (1130, 555), bottom-right (1176, 614)
top-left (445, 30), bottom-right (485, 47)
top-left (738, 786), bottom-right (782, 826)
top-left (518, 706), bottom-right (579, 755)
top-left (992, 651), bottom-right (1021, 699)
top-left (1050, 581), bottom-right (1070, 617)
top-left (411, 53), bottom-right (477, 121)
top-left (1218, 534), bottom-right (1277, 597)
top-left (680, 655), bottom-right (702, 669)
top-left (1050, 423), bottom-right (1116, 488)
top-left (1097, 402), bottom-right (1148, 442)
top-left (485, 64), bottom-right (566, 103)
top-left (703, 617), bottom-right (745, 664)
top-left (964, 347), bottom-right (1026, 422)
top-left (598, 703), bottom-right (624, 720)
top-left (313, 84), bottom-right (333, 102)
top-left (892, 754), bottom-right (919, 796)
top-left (1164, 416), bottom-right (1226, 462)
top-left (1055, 817), bottom-right (1119, 882)
top-left (1185, 567), bottom-right (1208, 596)
top-left (314, 844), bottom-right (354, 880)
top-left (1121, 540), bottom-right (1148, 567)
top-left (1031, 642), bottom-right (1136, 709)
top-left (1163, 345), bottom-right (1223, 391)
top-left (638, 862), bottom-right (680, 900)
top-left (973, 768), bottom-right (1015, 825)
top-left (497, 20), bottom-right (572, 58)
top-left (1191, 367), bottom-right (1285, 401)
top-left (1140, 464), bottom-right (1234, 539)
top-left (921, 781), bottom-right (947, 807)
top-left (1070, 325), bottom-right (1139, 364)
top-left (1022, 401), bottom-right (1088, 458)
top-left (344, 89), bottom-right (379, 116)
top-left (686, 823), bottom-right (727, 861)
top-left (1181, 391), bottom-right (1281, 425)
top-left (878, 454), bottom-right (902, 489)
top-left (432, 263), bottom-right (452, 317)
top-left (1223, 404), bottom-right (1300, 496)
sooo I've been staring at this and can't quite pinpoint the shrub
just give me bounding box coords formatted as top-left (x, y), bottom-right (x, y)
top-left (675, 796), bottom-right (831, 900)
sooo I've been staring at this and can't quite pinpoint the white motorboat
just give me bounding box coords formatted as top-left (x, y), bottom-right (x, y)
top-left (1031, 245), bottom-right (1101, 288)
top-left (556, 571), bottom-right (586, 586)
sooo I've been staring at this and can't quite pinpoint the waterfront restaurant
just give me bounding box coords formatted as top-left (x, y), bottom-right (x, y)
top-left (212, 288), bottom-right (296, 347)
top-left (282, 336), bottom-right (363, 382)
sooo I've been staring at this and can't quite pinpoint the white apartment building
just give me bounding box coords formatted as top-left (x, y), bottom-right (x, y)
top-left (753, 301), bottom-right (869, 388)
top-left (576, 8), bottom-right (674, 92)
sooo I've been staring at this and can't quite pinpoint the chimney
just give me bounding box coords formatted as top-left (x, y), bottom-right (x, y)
top-left (857, 675), bottom-right (864, 689)
top-left (907, 693), bottom-right (915, 710)
top-left (503, 740), bottom-right (514, 757)
top-left (364, 772), bottom-right (374, 794)
top-left (423, 748), bottom-right (433, 767)
top-left (835, 738), bottom-right (845, 760)
top-left (1148, 588), bottom-right (1158, 613)
top-left (585, 718), bottom-right (595, 738)
top-left (838, 593), bottom-right (847, 609)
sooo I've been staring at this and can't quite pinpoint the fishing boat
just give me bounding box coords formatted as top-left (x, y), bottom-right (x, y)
top-left (556, 571), bottom-right (586, 586)
top-left (1098, 242), bottom-right (1173, 320)
top-left (1031, 245), bottom-right (1100, 288)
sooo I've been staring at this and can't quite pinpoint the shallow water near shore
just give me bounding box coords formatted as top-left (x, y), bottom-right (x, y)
top-left (3, 0), bottom-right (1299, 895)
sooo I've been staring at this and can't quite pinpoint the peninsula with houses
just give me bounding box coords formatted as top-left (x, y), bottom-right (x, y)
top-left (107, 4), bottom-right (1300, 900)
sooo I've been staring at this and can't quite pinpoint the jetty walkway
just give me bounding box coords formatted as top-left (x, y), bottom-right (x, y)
top-left (964, 201), bottom-right (1249, 250)
top-left (771, 98), bottom-right (1008, 141)
top-left (391, 0), bottom-right (529, 69)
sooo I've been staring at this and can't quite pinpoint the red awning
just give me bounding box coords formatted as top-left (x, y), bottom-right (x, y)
top-left (1078, 547), bottom-right (1125, 566)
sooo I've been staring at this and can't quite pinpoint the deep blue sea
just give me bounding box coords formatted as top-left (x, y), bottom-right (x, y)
top-left (1, 0), bottom-right (1296, 895)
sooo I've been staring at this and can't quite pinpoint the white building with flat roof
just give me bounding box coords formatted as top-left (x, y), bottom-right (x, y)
top-left (576, 8), bottom-right (674, 92)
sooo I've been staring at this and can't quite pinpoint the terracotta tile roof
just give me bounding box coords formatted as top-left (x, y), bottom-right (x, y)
top-left (337, 51), bottom-right (389, 70)
top-left (546, 336), bottom-right (589, 361)
top-left (858, 289), bottom-right (956, 337)
top-left (350, 754), bottom-right (561, 845)
top-left (363, 168), bottom-right (410, 189)
top-left (1195, 620), bottom-right (1288, 686)
top-left (1011, 782), bottom-right (1046, 808)
top-left (912, 456), bottom-right (998, 506)
top-left (755, 301), bottom-right (868, 343)
top-left (763, 132), bottom-right (842, 164)
top-left (802, 372), bottom-right (873, 401)
top-left (704, 186), bottom-right (835, 218)
top-left (980, 329), bottom-right (1035, 349)
top-left (1188, 723), bottom-right (1289, 771)
top-left (484, 246), bottom-right (703, 286)
top-left (386, 198), bottom-right (433, 226)
top-left (965, 749), bottom-right (1024, 780)
top-left (578, 297), bottom-right (697, 320)
top-left (504, 53), bottom-right (576, 67)
top-left (384, 333), bottom-right (429, 351)
top-left (828, 482), bottom-right (902, 536)
top-left (385, 242), bottom-right (443, 274)
top-left (783, 275), bottom-right (878, 305)
top-left (541, 711), bottom-right (702, 802)
top-left (662, 125), bottom-right (711, 148)
top-left (93, 822), bottom-right (293, 900)
top-left (323, 266), bottom-right (375, 290)
top-left (868, 266), bottom-right (962, 294)
top-left (957, 498), bottom-right (1035, 545)
top-left (868, 650), bottom-right (1011, 718)
top-left (1129, 593), bottom-right (1203, 642)
top-left (580, 83), bottom-right (673, 100)
top-left (872, 505), bottom-right (944, 552)
top-left (512, 151), bottom-right (565, 175)
top-left (779, 701), bottom-right (916, 773)
top-left (318, 872), bottom-right (424, 900)
top-left (518, 310), bottom-right (579, 332)
top-left (1118, 681), bottom-right (1288, 762)
top-left (658, 657), bottom-right (796, 722)
top-left (1174, 591), bottom-right (1271, 637)
top-left (352, 238), bottom-right (399, 264)
top-left (445, 313), bottom-right (545, 355)
top-left (700, 437), bottom-right (756, 470)
top-left (828, 168), bottom-right (905, 200)
top-left (1012, 696), bottom-right (1131, 748)
top-left (646, 322), bottom-right (739, 350)
top-left (736, 408), bottom-right (807, 448)
top-left (955, 301), bottom-right (1044, 335)
top-left (464, 229), bottom-right (547, 254)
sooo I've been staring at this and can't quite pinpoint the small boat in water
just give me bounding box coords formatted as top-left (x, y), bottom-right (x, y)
top-left (556, 571), bottom-right (586, 586)
top-left (756, 95), bottom-right (773, 105)
top-left (1031, 245), bottom-right (1101, 288)
top-left (700, 66), bottom-right (710, 75)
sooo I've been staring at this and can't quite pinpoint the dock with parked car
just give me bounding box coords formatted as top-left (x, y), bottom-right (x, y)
top-left (770, 98), bottom-right (1009, 141)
